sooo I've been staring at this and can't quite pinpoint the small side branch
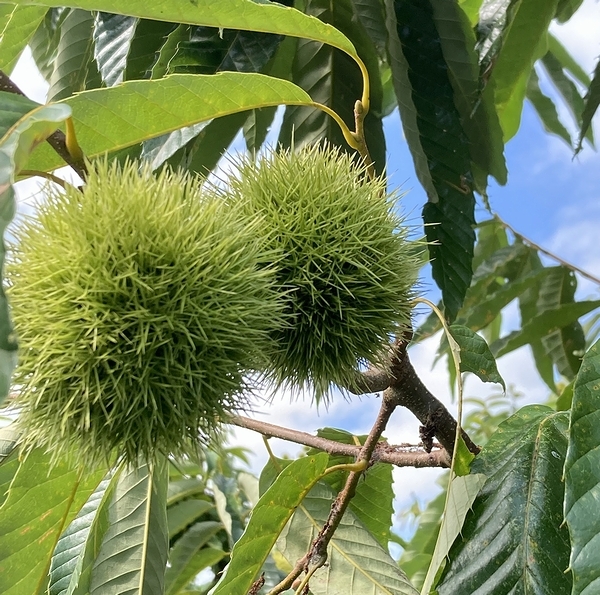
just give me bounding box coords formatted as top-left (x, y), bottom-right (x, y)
top-left (229, 415), bottom-right (449, 468)
top-left (495, 214), bottom-right (600, 286)
top-left (0, 70), bottom-right (88, 181)
top-left (343, 335), bottom-right (479, 456)
top-left (268, 394), bottom-right (399, 595)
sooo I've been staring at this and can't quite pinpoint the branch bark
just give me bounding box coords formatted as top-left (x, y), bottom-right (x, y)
top-left (268, 394), bottom-right (399, 595)
top-left (230, 415), bottom-right (450, 468)
top-left (345, 335), bottom-right (480, 456)
top-left (0, 70), bottom-right (88, 181)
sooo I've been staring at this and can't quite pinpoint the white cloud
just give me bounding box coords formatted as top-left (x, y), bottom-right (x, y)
top-left (551, 0), bottom-right (600, 73)
top-left (10, 47), bottom-right (48, 103)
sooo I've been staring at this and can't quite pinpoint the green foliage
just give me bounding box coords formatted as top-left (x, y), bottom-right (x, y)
top-left (212, 453), bottom-right (329, 595)
top-left (278, 480), bottom-right (418, 595)
top-left (0, 5), bottom-right (47, 73)
top-left (310, 428), bottom-right (394, 549)
top-left (8, 160), bottom-right (284, 465)
top-left (0, 448), bottom-right (106, 595)
top-left (0, 1), bottom-right (600, 594)
top-left (25, 73), bottom-right (314, 173)
top-left (448, 324), bottom-right (505, 389)
top-left (576, 57), bottom-right (600, 155)
top-left (225, 144), bottom-right (419, 397)
top-left (437, 406), bottom-right (571, 594)
top-left (565, 339), bottom-right (600, 595)
top-left (386, 0), bottom-right (477, 322)
top-left (0, 98), bottom-right (72, 405)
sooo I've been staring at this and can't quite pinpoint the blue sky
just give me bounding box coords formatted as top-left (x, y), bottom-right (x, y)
top-left (9, 1), bottom-right (600, 529)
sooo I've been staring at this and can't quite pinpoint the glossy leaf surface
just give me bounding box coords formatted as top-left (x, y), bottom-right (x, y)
top-left (437, 405), bottom-right (571, 594)
top-left (25, 73), bottom-right (313, 172)
top-left (0, 449), bottom-right (105, 595)
top-left (212, 453), bottom-right (329, 595)
top-left (565, 339), bottom-right (600, 595)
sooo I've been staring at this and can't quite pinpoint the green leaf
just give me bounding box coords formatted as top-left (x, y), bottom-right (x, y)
top-left (555, 0), bottom-right (585, 23)
top-left (0, 91), bottom-right (40, 138)
top-left (437, 405), bottom-right (571, 594)
top-left (89, 459), bottom-right (169, 595)
top-left (174, 111), bottom-right (249, 175)
top-left (350, 0), bottom-right (388, 57)
top-left (211, 453), bottom-right (329, 595)
top-left (515, 248), bottom-right (558, 393)
top-left (47, 9), bottom-right (97, 101)
top-left (527, 68), bottom-right (572, 146)
top-left (125, 19), bottom-right (177, 81)
top-left (458, 269), bottom-right (548, 332)
top-left (165, 522), bottom-right (225, 595)
top-left (576, 57), bottom-right (600, 155)
top-left (167, 26), bottom-right (282, 76)
top-left (310, 428), bottom-right (394, 549)
top-left (25, 73), bottom-right (313, 173)
top-left (399, 490), bottom-right (445, 590)
top-left (386, 0), bottom-right (476, 322)
top-left (547, 32), bottom-right (590, 87)
top-left (541, 50), bottom-right (591, 143)
top-left (0, 448), bottom-right (19, 508)
top-left (167, 477), bottom-right (206, 507)
top-left (141, 122), bottom-right (210, 171)
top-left (146, 23), bottom-right (283, 169)
top-left (243, 107), bottom-right (276, 153)
top-left (459, 0), bottom-right (483, 26)
top-left (449, 325), bottom-right (505, 388)
top-left (537, 266), bottom-right (586, 378)
top-left (29, 8), bottom-right (66, 81)
top-left (564, 339), bottom-right (600, 594)
top-left (430, 0), bottom-right (507, 186)
top-left (479, 0), bottom-right (559, 140)
top-left (93, 12), bottom-right (137, 86)
top-left (279, 0), bottom-right (386, 174)
top-left (151, 23), bottom-right (190, 79)
top-left (556, 380), bottom-right (574, 411)
top-left (11, 0), bottom-right (360, 63)
top-left (167, 499), bottom-right (214, 539)
top-left (242, 33), bottom-right (296, 153)
top-left (278, 481), bottom-right (419, 595)
top-left (0, 99), bottom-right (71, 405)
top-left (0, 449), bottom-right (105, 595)
top-left (0, 4), bottom-right (48, 73)
top-left (420, 473), bottom-right (486, 595)
top-left (48, 473), bottom-right (116, 595)
top-left (491, 300), bottom-right (600, 358)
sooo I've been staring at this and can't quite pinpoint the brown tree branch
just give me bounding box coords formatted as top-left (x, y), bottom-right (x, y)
top-left (344, 335), bottom-right (480, 456)
top-left (385, 337), bottom-right (480, 456)
top-left (494, 213), bottom-right (600, 285)
top-left (229, 415), bottom-right (450, 468)
top-left (267, 394), bottom-right (398, 595)
top-left (0, 70), bottom-right (88, 181)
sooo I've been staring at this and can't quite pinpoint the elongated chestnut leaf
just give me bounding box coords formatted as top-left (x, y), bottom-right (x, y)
top-left (565, 339), bottom-right (600, 595)
top-left (385, 0), bottom-right (476, 322)
top-left (212, 453), bottom-right (329, 595)
top-left (437, 405), bottom-right (571, 594)
top-left (0, 449), bottom-right (105, 595)
top-left (0, 4), bottom-right (47, 73)
top-left (25, 73), bottom-right (313, 173)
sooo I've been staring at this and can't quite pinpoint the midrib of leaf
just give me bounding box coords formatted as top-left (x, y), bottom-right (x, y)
top-left (521, 419), bottom-right (543, 586)
top-left (137, 463), bottom-right (155, 595)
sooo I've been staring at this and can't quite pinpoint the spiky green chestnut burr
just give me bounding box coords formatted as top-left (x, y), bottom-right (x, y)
top-left (7, 160), bottom-right (283, 466)
top-left (225, 144), bottom-right (420, 399)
